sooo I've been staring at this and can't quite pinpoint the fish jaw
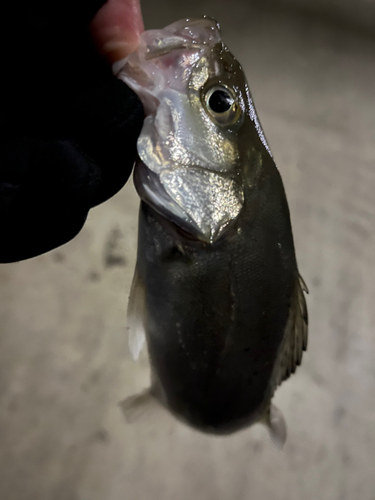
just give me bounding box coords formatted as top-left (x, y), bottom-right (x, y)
top-left (134, 158), bottom-right (243, 243)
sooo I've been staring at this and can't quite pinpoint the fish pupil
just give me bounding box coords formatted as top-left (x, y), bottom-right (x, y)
top-left (208, 90), bottom-right (233, 113)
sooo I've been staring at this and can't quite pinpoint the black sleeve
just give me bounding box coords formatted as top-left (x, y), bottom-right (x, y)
top-left (0, 1), bottom-right (144, 263)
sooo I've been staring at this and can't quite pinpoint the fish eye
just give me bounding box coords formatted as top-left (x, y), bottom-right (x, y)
top-left (208, 89), bottom-right (233, 113)
top-left (203, 85), bottom-right (240, 126)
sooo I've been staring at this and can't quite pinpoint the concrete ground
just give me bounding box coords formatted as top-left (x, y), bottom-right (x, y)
top-left (1, 2), bottom-right (375, 499)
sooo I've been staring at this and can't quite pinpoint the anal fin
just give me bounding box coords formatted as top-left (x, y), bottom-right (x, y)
top-left (262, 403), bottom-right (287, 449)
top-left (119, 389), bottom-right (158, 424)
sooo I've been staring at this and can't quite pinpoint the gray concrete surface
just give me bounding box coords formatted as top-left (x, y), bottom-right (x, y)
top-left (257, 0), bottom-right (375, 35)
top-left (1, 2), bottom-right (375, 500)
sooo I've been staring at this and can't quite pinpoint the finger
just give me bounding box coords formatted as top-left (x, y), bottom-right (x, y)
top-left (90, 0), bottom-right (144, 64)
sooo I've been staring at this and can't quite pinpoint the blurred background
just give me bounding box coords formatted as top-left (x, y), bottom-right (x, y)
top-left (1, 0), bottom-right (375, 499)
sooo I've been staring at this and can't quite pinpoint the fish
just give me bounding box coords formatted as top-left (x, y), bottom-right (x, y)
top-left (114, 17), bottom-right (308, 445)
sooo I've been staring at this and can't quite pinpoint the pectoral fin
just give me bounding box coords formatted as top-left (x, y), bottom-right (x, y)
top-left (275, 273), bottom-right (308, 385)
top-left (127, 265), bottom-right (146, 361)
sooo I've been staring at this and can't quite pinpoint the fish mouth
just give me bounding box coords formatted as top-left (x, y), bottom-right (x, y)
top-left (134, 159), bottom-right (242, 244)
top-left (143, 17), bottom-right (221, 61)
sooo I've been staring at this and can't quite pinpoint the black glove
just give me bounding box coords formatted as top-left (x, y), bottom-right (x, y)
top-left (0, 1), bottom-right (144, 263)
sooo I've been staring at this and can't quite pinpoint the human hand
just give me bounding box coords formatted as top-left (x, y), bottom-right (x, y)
top-left (0, 0), bottom-right (144, 262)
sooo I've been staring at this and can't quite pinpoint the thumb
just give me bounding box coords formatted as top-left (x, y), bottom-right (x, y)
top-left (90, 0), bottom-right (144, 64)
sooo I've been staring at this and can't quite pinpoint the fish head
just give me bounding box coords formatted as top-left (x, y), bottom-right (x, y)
top-left (116, 17), bottom-right (271, 243)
